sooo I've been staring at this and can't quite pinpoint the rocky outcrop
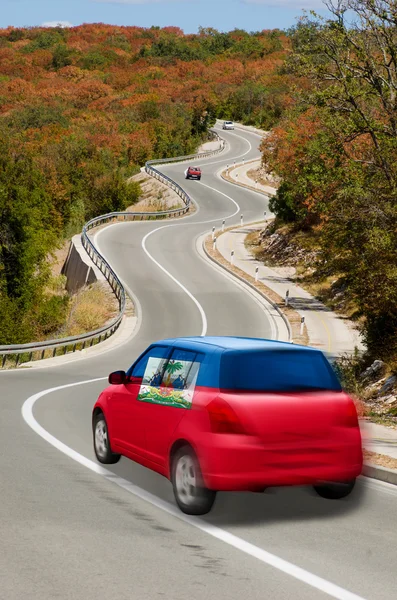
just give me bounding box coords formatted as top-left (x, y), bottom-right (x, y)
top-left (360, 360), bottom-right (397, 416)
top-left (258, 227), bottom-right (319, 269)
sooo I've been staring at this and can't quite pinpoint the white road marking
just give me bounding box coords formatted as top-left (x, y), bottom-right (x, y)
top-left (22, 378), bottom-right (367, 600)
top-left (142, 226), bottom-right (208, 337)
top-left (160, 129), bottom-right (254, 171)
top-left (195, 232), bottom-right (280, 342)
top-left (95, 182), bottom-right (243, 339)
top-left (197, 181), bottom-right (241, 214)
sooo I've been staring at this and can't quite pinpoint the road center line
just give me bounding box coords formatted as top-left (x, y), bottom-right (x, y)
top-left (22, 378), bottom-right (367, 600)
top-left (141, 225), bottom-right (208, 337)
top-left (95, 182), bottom-right (242, 339)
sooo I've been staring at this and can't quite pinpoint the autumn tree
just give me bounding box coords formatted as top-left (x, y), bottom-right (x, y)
top-left (267, 0), bottom-right (397, 359)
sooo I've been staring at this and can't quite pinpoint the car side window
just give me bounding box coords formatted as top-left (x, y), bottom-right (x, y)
top-left (161, 349), bottom-right (200, 388)
top-left (129, 346), bottom-right (170, 380)
top-left (137, 348), bottom-right (204, 409)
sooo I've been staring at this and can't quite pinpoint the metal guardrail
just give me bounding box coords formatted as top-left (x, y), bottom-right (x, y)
top-left (0, 129), bottom-right (226, 369)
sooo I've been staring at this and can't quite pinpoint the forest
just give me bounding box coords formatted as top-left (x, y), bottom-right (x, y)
top-left (0, 24), bottom-right (291, 345)
top-left (2, 7), bottom-right (396, 366)
top-left (262, 0), bottom-right (397, 363)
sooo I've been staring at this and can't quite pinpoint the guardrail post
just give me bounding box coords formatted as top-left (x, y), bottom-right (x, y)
top-left (285, 290), bottom-right (290, 306)
top-left (52, 348), bottom-right (56, 358)
top-left (300, 316), bottom-right (305, 336)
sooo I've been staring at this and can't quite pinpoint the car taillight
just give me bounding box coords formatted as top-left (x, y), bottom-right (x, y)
top-left (207, 398), bottom-right (246, 434)
top-left (338, 401), bottom-right (359, 428)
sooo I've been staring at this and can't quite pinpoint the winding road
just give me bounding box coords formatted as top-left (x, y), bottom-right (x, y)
top-left (1, 124), bottom-right (396, 600)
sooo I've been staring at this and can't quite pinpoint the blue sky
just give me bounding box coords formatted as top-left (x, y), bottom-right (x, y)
top-left (1, 0), bottom-right (332, 33)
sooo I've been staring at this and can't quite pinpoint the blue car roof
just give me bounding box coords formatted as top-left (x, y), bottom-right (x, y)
top-left (156, 336), bottom-right (319, 354)
top-left (140, 337), bottom-right (340, 391)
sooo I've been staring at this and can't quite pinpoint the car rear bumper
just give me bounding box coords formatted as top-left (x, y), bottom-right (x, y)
top-left (197, 434), bottom-right (363, 491)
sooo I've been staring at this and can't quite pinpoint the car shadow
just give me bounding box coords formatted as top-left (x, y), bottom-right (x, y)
top-left (204, 481), bottom-right (367, 527)
top-left (109, 459), bottom-right (367, 528)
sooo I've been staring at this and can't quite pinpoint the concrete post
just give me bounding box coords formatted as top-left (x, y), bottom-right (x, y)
top-left (300, 317), bottom-right (305, 336)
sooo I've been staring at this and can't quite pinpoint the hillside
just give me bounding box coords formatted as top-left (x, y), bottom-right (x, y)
top-left (258, 3), bottom-right (397, 368)
top-left (0, 24), bottom-right (292, 345)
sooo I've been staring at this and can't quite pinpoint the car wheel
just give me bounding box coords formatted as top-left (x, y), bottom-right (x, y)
top-left (93, 412), bottom-right (121, 464)
top-left (171, 445), bottom-right (216, 515)
top-left (198, 177), bottom-right (201, 180)
top-left (313, 478), bottom-right (356, 500)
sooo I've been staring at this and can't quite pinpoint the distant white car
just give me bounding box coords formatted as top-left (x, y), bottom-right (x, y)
top-left (222, 121), bottom-right (234, 130)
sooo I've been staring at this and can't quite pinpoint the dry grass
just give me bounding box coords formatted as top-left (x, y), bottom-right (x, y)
top-left (220, 161), bottom-right (278, 199)
top-left (61, 281), bottom-right (119, 337)
top-left (364, 449), bottom-right (397, 470)
top-left (246, 166), bottom-right (279, 188)
top-left (204, 232), bottom-right (309, 346)
top-left (221, 165), bottom-right (267, 195)
top-left (127, 171), bottom-right (195, 214)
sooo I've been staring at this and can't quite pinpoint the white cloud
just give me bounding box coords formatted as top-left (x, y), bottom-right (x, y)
top-left (41, 21), bottom-right (73, 28)
top-left (243, 0), bottom-right (325, 8)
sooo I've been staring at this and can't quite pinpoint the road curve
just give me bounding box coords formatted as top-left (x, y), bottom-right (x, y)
top-left (1, 126), bottom-right (396, 600)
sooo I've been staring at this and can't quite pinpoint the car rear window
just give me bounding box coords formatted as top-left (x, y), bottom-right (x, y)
top-left (219, 349), bottom-right (342, 393)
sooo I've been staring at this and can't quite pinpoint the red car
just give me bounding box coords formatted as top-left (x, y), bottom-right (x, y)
top-left (92, 337), bottom-right (363, 515)
top-left (186, 166), bottom-right (201, 180)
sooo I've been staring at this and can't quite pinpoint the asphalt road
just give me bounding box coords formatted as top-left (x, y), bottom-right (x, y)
top-left (1, 124), bottom-right (396, 600)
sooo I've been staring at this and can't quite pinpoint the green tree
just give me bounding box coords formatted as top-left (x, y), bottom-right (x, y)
top-left (51, 44), bottom-right (72, 70)
top-left (270, 0), bottom-right (397, 359)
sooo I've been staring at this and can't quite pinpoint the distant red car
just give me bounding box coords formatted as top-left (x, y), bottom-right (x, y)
top-left (186, 166), bottom-right (201, 180)
top-left (92, 337), bottom-right (363, 515)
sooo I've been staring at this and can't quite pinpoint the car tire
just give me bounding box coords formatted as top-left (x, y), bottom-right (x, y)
top-left (171, 445), bottom-right (216, 515)
top-left (198, 177), bottom-right (201, 181)
top-left (313, 478), bottom-right (356, 500)
top-left (93, 412), bottom-right (121, 465)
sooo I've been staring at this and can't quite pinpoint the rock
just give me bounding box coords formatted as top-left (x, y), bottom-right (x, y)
top-left (360, 360), bottom-right (386, 379)
top-left (367, 379), bottom-right (386, 391)
top-left (384, 396), bottom-right (397, 406)
top-left (379, 375), bottom-right (397, 395)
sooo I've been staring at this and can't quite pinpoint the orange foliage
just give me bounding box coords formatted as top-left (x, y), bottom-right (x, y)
top-left (0, 23), bottom-right (292, 172)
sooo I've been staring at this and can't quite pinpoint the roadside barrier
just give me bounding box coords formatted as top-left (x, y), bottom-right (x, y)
top-left (0, 129), bottom-right (226, 368)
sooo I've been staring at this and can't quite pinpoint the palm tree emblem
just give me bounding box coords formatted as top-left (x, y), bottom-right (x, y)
top-left (164, 360), bottom-right (183, 387)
